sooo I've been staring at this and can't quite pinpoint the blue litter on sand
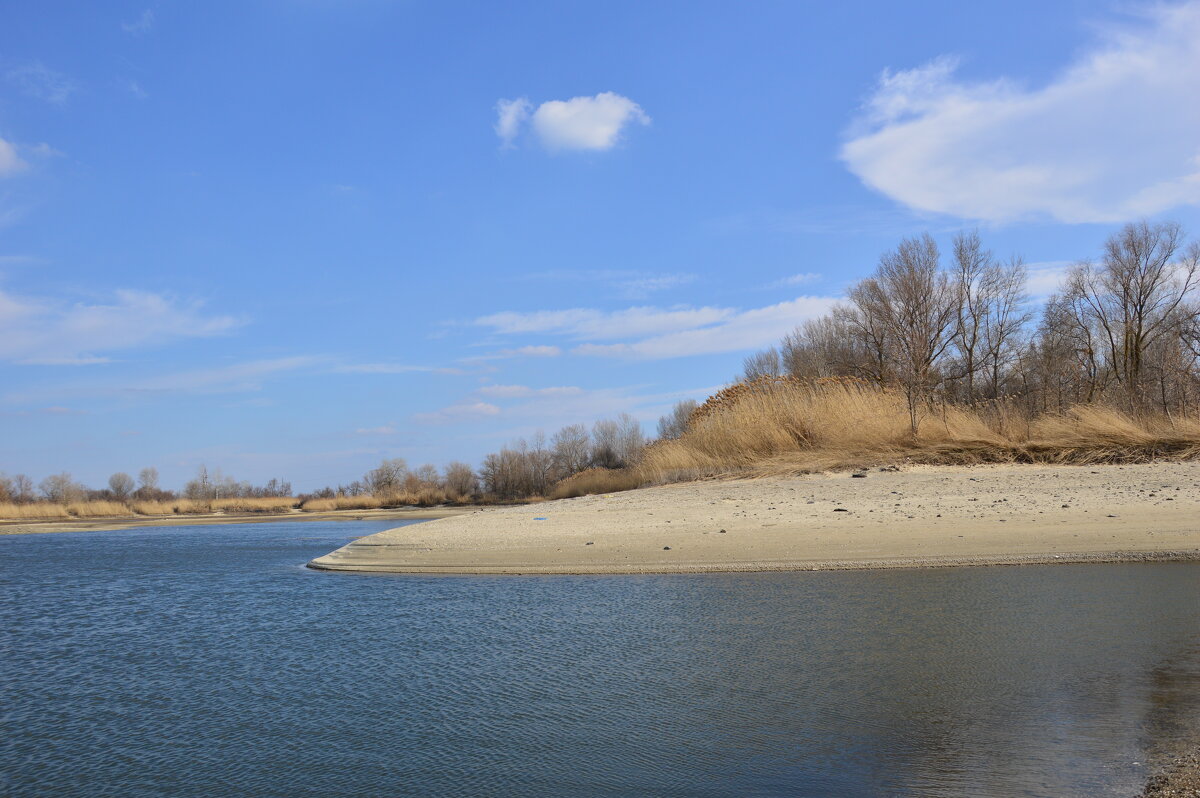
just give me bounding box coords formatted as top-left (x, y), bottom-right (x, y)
top-left (533, 517), bottom-right (548, 521)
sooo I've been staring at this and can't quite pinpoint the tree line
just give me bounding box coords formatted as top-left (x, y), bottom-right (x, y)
top-left (0, 466), bottom-right (293, 506)
top-left (306, 413), bottom-right (650, 502)
top-left (740, 221), bottom-right (1200, 431)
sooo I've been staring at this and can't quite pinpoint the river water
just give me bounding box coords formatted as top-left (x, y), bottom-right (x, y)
top-left (2, 519), bottom-right (1198, 797)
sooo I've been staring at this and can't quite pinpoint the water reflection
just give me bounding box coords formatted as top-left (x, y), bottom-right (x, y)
top-left (0, 524), bottom-right (1197, 797)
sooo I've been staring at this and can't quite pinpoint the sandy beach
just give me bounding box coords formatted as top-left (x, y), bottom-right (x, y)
top-left (0, 507), bottom-right (472, 535)
top-left (309, 462), bottom-right (1200, 574)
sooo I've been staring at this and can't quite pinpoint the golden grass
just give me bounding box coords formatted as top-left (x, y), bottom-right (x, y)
top-left (0, 502), bottom-right (71, 520)
top-left (65, 501), bottom-right (131, 518)
top-left (639, 379), bottom-right (1200, 484)
top-left (300, 495), bottom-right (383, 512)
top-left (550, 468), bottom-right (645, 499)
top-left (212, 497), bottom-right (299, 513)
top-left (299, 489), bottom-right (461, 511)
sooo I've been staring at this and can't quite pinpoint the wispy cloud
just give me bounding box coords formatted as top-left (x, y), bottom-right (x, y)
top-left (121, 9), bottom-right (155, 35)
top-left (412, 401), bottom-right (502, 424)
top-left (3, 356), bottom-right (321, 406)
top-left (120, 357), bottom-right (319, 395)
top-left (5, 62), bottom-right (76, 104)
top-left (474, 296), bottom-right (837, 360)
top-left (772, 272), bottom-right (822, 288)
top-left (476, 305), bottom-right (734, 341)
top-left (355, 423), bottom-right (399, 436)
top-left (494, 97), bottom-right (531, 148)
top-left (0, 139), bottom-right (27, 176)
top-left (1025, 261), bottom-right (1073, 298)
top-left (841, 3), bottom-right (1200, 223)
top-left (520, 269), bottom-right (695, 300)
top-left (476, 384), bottom-right (583, 398)
top-left (414, 383), bottom-right (722, 435)
top-left (0, 288), bottom-right (242, 365)
top-left (334, 362), bottom-right (464, 375)
top-left (121, 79), bottom-right (149, 100)
top-left (495, 92), bottom-right (650, 151)
top-left (572, 297), bottom-right (836, 359)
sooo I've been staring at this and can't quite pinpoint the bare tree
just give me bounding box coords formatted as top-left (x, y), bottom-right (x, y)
top-left (1065, 221), bottom-right (1200, 410)
top-left (591, 419), bottom-right (621, 469)
top-left (782, 311), bottom-right (872, 379)
top-left (443, 462), bottom-right (478, 499)
top-left (12, 474), bottom-right (33, 503)
top-left (657, 399), bottom-right (699, 440)
top-left (740, 347), bottom-right (781, 382)
top-left (40, 472), bottom-right (84, 504)
top-left (979, 255), bottom-right (1032, 398)
top-left (851, 233), bottom-right (959, 432)
top-left (108, 472), bottom-right (135, 501)
top-left (364, 458), bottom-right (408, 496)
top-left (551, 424), bottom-right (591, 478)
top-left (949, 230), bottom-right (992, 401)
top-left (614, 413), bottom-right (646, 466)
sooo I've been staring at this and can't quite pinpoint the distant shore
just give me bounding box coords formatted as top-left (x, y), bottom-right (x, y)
top-left (0, 506), bottom-right (473, 535)
top-left (309, 462), bottom-right (1200, 574)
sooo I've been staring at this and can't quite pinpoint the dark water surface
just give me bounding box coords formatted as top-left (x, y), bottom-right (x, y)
top-left (2, 520), bottom-right (1199, 797)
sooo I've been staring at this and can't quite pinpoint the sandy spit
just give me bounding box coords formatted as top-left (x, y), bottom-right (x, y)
top-left (309, 463), bottom-right (1200, 574)
top-left (0, 507), bottom-right (473, 535)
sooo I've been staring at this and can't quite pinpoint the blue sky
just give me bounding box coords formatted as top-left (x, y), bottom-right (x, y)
top-left (2, 0), bottom-right (1199, 490)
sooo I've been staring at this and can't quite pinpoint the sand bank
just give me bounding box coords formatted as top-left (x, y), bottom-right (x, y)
top-left (309, 462), bottom-right (1200, 574)
top-left (0, 507), bottom-right (472, 535)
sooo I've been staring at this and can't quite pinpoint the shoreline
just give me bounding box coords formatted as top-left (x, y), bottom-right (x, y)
top-left (309, 462), bottom-right (1200, 575)
top-left (0, 506), bottom-right (474, 535)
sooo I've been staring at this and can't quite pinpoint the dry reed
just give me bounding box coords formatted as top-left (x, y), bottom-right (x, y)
top-left (0, 502), bottom-right (71, 520)
top-left (65, 501), bottom-right (132, 518)
top-left (639, 379), bottom-right (1200, 485)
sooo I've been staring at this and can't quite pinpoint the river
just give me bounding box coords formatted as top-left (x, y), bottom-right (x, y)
top-left (2, 519), bottom-right (1198, 796)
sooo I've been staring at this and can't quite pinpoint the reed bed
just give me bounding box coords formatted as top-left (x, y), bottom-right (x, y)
top-left (212, 497), bottom-right (299, 513)
top-left (0, 502), bottom-right (71, 520)
top-left (299, 489), bottom-right (466, 512)
top-left (65, 501), bottom-right (132, 518)
top-left (638, 379), bottom-right (1200, 485)
top-left (300, 496), bottom-right (383, 512)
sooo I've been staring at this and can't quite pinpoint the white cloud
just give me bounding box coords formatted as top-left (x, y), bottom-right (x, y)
top-left (6, 62), bottom-right (76, 104)
top-left (494, 97), bottom-right (531, 148)
top-left (476, 305), bottom-right (733, 340)
top-left (122, 357), bottom-right (318, 394)
top-left (841, 3), bottom-right (1200, 223)
top-left (355, 424), bottom-right (398, 436)
top-left (495, 92), bottom-right (649, 151)
top-left (334, 363), bottom-right (464, 375)
top-left (572, 297), bottom-right (837, 359)
top-left (1025, 261), bottom-right (1074, 298)
top-left (504, 344), bottom-right (561, 357)
top-left (412, 401), bottom-right (501, 424)
top-left (4, 357), bottom-right (321, 405)
top-left (475, 296), bottom-right (838, 360)
top-left (0, 139), bottom-right (26, 176)
top-left (122, 9), bottom-right (155, 35)
top-left (477, 384), bottom-right (583, 398)
top-left (519, 269), bottom-right (694, 299)
top-left (0, 288), bottom-right (242, 364)
top-left (773, 272), bottom-right (822, 287)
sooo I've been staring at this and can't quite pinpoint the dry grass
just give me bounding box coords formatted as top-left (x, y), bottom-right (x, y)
top-left (300, 495), bottom-right (383, 512)
top-left (550, 468), bottom-right (645, 499)
top-left (0, 502), bottom-right (71, 520)
top-left (638, 378), bottom-right (1200, 485)
top-left (212, 497), bottom-right (299, 514)
top-left (299, 489), bottom-right (462, 512)
top-left (65, 501), bottom-right (132, 518)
